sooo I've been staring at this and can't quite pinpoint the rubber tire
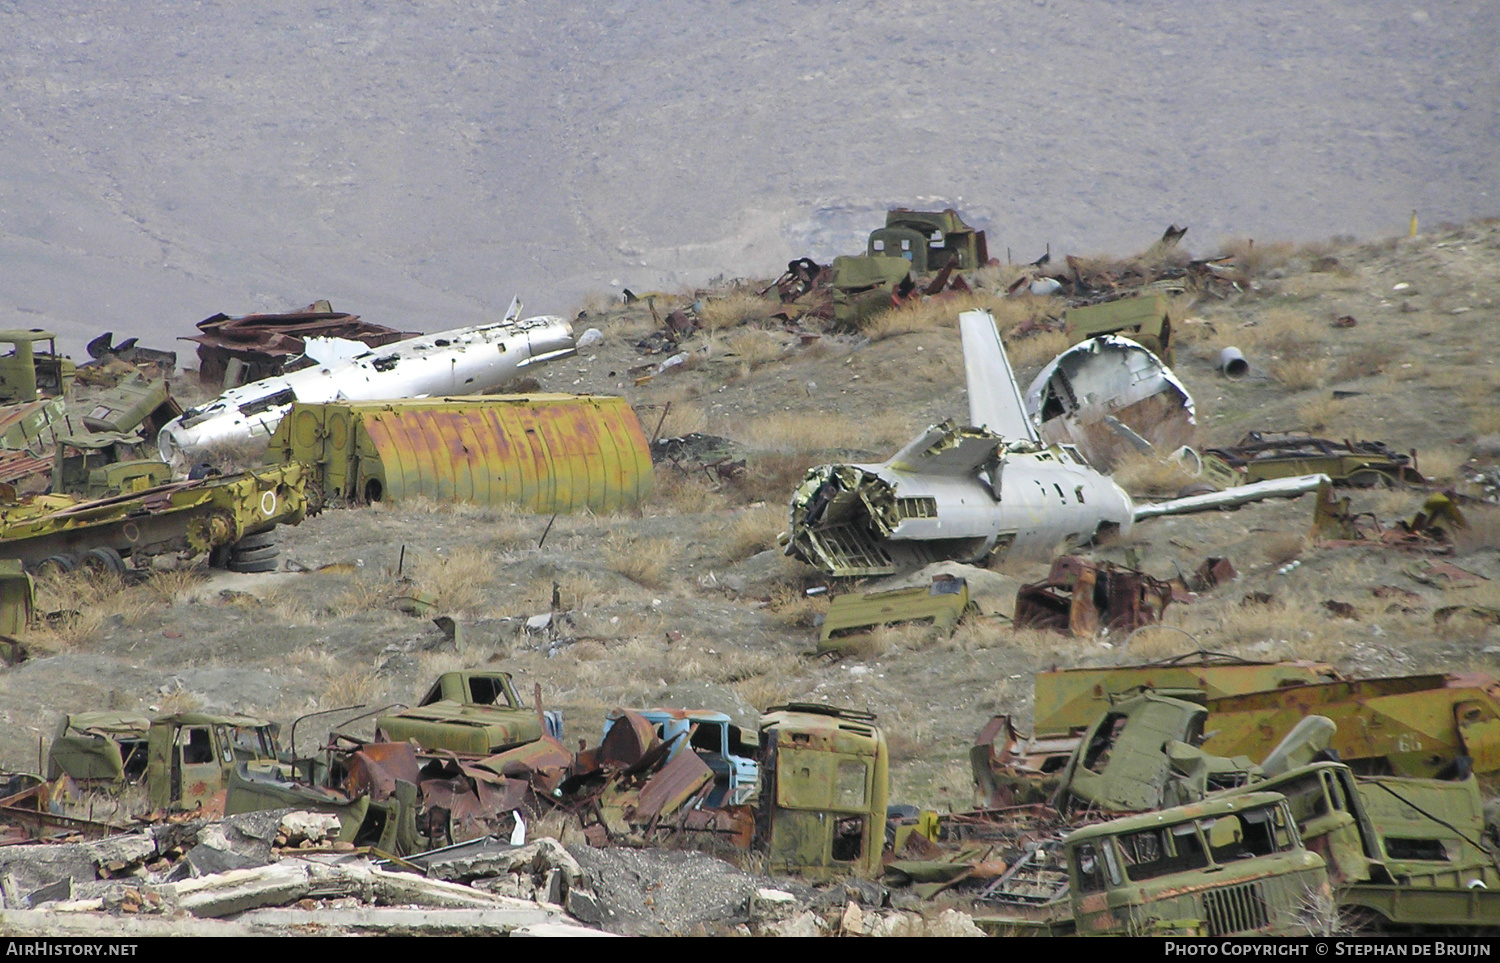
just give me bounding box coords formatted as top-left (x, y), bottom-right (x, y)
top-left (227, 556), bottom-right (279, 574)
top-left (81, 547), bottom-right (127, 578)
top-left (229, 546), bottom-right (280, 565)
top-left (33, 554), bottom-right (79, 578)
top-left (234, 531), bottom-right (277, 552)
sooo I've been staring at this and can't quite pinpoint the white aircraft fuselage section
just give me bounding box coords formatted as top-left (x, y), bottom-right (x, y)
top-left (784, 310), bottom-right (1134, 577)
top-left (159, 315), bottom-right (575, 468)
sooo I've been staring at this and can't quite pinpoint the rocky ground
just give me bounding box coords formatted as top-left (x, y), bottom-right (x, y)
top-left (1, 221), bottom-right (1498, 933)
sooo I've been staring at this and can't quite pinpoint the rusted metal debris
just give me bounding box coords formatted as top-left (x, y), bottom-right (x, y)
top-left (187, 301), bottom-right (419, 387)
top-left (1203, 430), bottom-right (1424, 489)
top-left (1313, 483), bottom-right (1468, 551)
top-left (1014, 556), bottom-right (1175, 637)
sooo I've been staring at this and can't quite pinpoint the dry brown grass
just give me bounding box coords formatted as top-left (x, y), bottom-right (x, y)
top-left (326, 578), bottom-right (395, 618)
top-left (1455, 506), bottom-right (1500, 554)
top-left (1257, 532), bottom-right (1308, 566)
top-left (1472, 407), bottom-right (1500, 437)
top-left (1297, 393), bottom-right (1343, 431)
top-left (647, 467), bottom-right (726, 514)
top-left (727, 452), bottom-right (813, 504)
top-left (194, 437), bottom-right (271, 474)
top-left (1270, 357), bottom-right (1328, 391)
top-left (698, 293), bottom-right (778, 330)
top-left (410, 546), bottom-right (500, 613)
top-left (1111, 451), bottom-right (1201, 496)
top-left (654, 400), bottom-right (707, 438)
top-left (602, 534), bottom-right (674, 589)
top-left (723, 328), bottom-right (786, 368)
top-left (720, 504), bottom-right (785, 564)
top-left (319, 667), bottom-right (387, 709)
top-left (1217, 237), bottom-right (1297, 277)
top-left (736, 412), bottom-right (861, 453)
top-left (863, 291), bottom-right (1021, 342)
top-left (1418, 446), bottom-right (1468, 484)
top-left (1006, 330), bottom-right (1072, 369)
top-left (1331, 343), bottom-right (1402, 382)
top-left (144, 567), bottom-right (207, 606)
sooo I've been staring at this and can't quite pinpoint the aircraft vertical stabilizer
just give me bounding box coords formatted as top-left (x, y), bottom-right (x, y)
top-left (959, 310), bottom-right (1037, 443)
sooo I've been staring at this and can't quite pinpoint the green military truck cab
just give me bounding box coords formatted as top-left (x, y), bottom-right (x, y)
top-left (756, 703), bottom-right (889, 879)
top-left (867, 209), bottom-right (989, 274)
top-left (375, 671), bottom-right (563, 755)
top-left (144, 712), bottom-right (282, 811)
top-left (51, 433), bottom-right (172, 499)
top-left (0, 330), bottom-right (74, 403)
top-left (1064, 792), bottom-right (1329, 936)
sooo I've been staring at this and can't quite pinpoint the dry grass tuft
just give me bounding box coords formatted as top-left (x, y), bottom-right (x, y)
top-left (1418, 446), bottom-right (1468, 484)
top-left (145, 568), bottom-right (207, 606)
top-left (603, 534), bottom-right (674, 589)
top-left (1297, 393), bottom-right (1343, 431)
top-left (721, 504), bottom-right (785, 564)
top-left (648, 467), bottom-right (726, 514)
top-left (410, 546), bottom-right (500, 614)
top-left (654, 401), bottom-right (707, 439)
top-left (1006, 330), bottom-right (1072, 369)
top-left (698, 293), bottom-right (778, 330)
top-left (1111, 451), bottom-right (1201, 496)
top-left (727, 452), bottom-right (813, 504)
top-left (1472, 407), bottom-right (1500, 438)
top-left (158, 687), bottom-right (205, 715)
top-left (1270, 357), bottom-right (1328, 391)
top-left (319, 667), bottom-right (386, 709)
top-left (737, 412), bottom-right (860, 453)
top-left (1331, 343), bottom-right (1402, 382)
top-left (723, 328), bottom-right (786, 368)
top-left (1258, 532), bottom-right (1309, 566)
top-left (1455, 506), bottom-right (1500, 554)
top-left (1217, 237), bottom-right (1297, 277)
top-left (863, 291), bottom-right (1018, 341)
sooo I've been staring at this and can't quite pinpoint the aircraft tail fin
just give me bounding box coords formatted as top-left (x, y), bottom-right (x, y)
top-left (960, 310), bottom-right (1038, 443)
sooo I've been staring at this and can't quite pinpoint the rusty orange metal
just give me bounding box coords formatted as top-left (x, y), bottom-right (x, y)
top-left (1201, 673), bottom-right (1500, 777)
top-left (269, 395), bottom-right (653, 514)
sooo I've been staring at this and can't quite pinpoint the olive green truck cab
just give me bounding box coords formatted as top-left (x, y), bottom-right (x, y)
top-left (49, 711), bottom-right (282, 811)
top-left (756, 703), bottom-right (889, 880)
top-left (375, 671), bottom-right (563, 755)
top-left (1064, 792), bottom-right (1329, 936)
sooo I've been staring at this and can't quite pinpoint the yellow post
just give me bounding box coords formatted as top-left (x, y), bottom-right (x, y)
top-left (1409, 209), bottom-right (1418, 236)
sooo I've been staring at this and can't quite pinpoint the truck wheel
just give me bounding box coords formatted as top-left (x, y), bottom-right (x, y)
top-left (234, 531), bottom-right (277, 552)
top-left (228, 556), bottom-right (279, 574)
top-left (81, 547), bottom-right (127, 578)
top-left (33, 554), bottom-right (79, 578)
top-left (229, 546), bottom-right (279, 564)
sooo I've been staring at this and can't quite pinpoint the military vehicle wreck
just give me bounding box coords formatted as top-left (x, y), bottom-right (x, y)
top-left (267, 395), bottom-right (653, 514)
top-left (187, 300), bottom-right (419, 388)
top-left (158, 311), bottom-right (577, 470)
top-left (1198, 430), bottom-right (1425, 490)
top-left (374, 671), bottom-right (564, 756)
top-left (784, 310), bottom-right (1135, 576)
top-left (0, 462), bottom-right (309, 575)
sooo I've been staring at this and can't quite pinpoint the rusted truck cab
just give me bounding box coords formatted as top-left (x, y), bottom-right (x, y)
top-left (144, 712), bottom-right (282, 811)
top-left (756, 703), bottom-right (888, 879)
top-left (1064, 792), bottom-right (1329, 936)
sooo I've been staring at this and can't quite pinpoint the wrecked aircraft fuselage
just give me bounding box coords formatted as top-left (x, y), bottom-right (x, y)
top-left (786, 424), bottom-right (1134, 576)
top-left (783, 311), bottom-right (1134, 577)
top-left (158, 314), bottom-right (576, 469)
top-left (1025, 334), bottom-right (1196, 471)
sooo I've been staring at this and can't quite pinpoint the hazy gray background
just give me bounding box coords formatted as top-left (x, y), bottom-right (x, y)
top-left (2, 1), bottom-right (1496, 355)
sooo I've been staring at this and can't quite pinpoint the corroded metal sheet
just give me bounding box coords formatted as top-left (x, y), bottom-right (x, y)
top-left (1202, 673), bottom-right (1500, 777)
top-left (284, 395), bottom-right (651, 514)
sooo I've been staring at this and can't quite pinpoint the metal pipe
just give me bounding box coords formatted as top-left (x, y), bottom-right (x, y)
top-left (1218, 346), bottom-right (1249, 379)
